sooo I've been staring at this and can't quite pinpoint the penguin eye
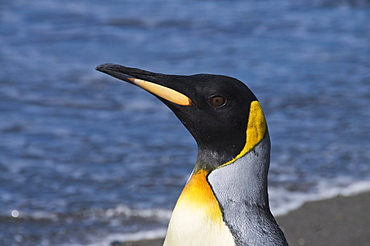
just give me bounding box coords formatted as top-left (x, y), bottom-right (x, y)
top-left (208, 96), bottom-right (227, 108)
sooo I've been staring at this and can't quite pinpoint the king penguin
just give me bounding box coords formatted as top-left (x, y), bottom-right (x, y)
top-left (96, 63), bottom-right (288, 246)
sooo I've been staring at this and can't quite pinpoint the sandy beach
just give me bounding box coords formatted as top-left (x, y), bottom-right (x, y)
top-left (277, 191), bottom-right (370, 246)
top-left (116, 191), bottom-right (370, 246)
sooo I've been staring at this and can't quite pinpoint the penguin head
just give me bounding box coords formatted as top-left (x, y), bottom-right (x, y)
top-left (96, 64), bottom-right (267, 172)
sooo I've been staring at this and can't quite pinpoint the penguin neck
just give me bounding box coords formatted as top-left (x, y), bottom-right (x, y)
top-left (194, 148), bottom-right (231, 173)
top-left (207, 132), bottom-right (271, 208)
top-left (206, 133), bottom-right (288, 245)
top-left (164, 133), bottom-right (279, 246)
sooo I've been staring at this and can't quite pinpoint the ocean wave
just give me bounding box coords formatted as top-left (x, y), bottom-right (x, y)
top-left (73, 229), bottom-right (167, 246)
top-left (269, 179), bottom-right (370, 216)
top-left (103, 205), bottom-right (172, 221)
top-left (4, 204), bottom-right (172, 223)
top-left (307, 0), bottom-right (370, 7)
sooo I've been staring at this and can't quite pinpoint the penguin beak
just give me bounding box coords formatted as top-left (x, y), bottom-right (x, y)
top-left (96, 63), bottom-right (193, 106)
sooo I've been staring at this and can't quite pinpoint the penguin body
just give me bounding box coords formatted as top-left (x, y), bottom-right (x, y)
top-left (96, 64), bottom-right (288, 246)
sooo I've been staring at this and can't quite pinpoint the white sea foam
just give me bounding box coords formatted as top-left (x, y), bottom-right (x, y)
top-left (64, 229), bottom-right (167, 246)
top-left (270, 179), bottom-right (370, 216)
top-left (6, 209), bottom-right (59, 221)
top-left (104, 205), bottom-right (172, 220)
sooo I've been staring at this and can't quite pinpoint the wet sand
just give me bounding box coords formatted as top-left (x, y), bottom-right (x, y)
top-left (277, 191), bottom-right (370, 246)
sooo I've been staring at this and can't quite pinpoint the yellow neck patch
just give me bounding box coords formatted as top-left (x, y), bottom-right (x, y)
top-left (222, 100), bottom-right (266, 167)
top-left (164, 170), bottom-right (235, 245)
top-left (176, 170), bottom-right (223, 222)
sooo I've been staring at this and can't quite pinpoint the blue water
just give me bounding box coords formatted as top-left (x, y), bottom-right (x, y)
top-left (1, 0), bottom-right (370, 245)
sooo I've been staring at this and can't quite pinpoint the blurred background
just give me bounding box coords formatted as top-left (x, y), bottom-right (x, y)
top-left (1, 0), bottom-right (370, 245)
